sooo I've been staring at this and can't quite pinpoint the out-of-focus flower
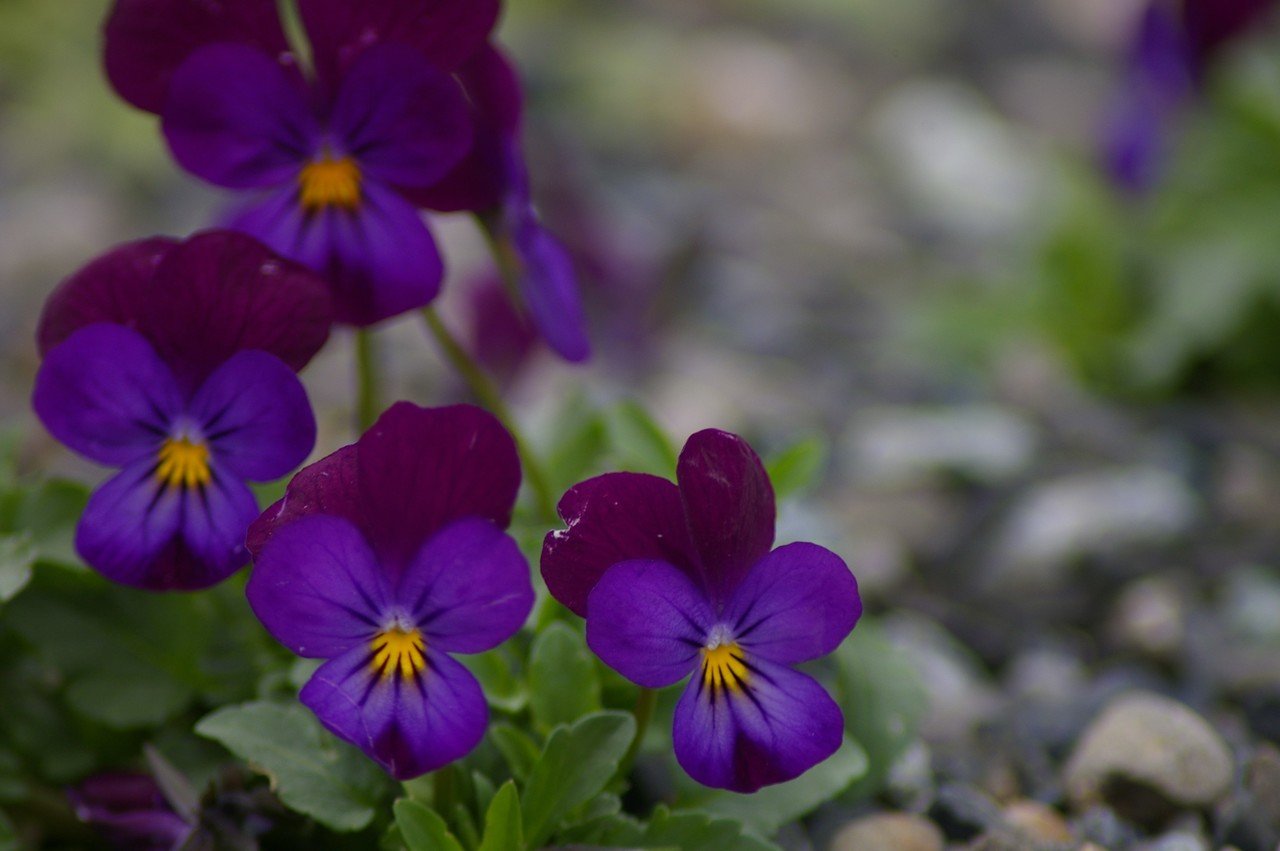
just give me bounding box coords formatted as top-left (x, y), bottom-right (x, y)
top-left (429, 46), bottom-right (591, 362)
top-left (32, 232), bottom-right (330, 589)
top-left (246, 403), bottom-right (533, 779)
top-left (466, 275), bottom-right (540, 387)
top-left (541, 429), bottom-right (861, 792)
top-left (69, 771), bottom-right (194, 851)
top-left (1102, 0), bottom-right (1277, 192)
top-left (103, 0), bottom-right (490, 326)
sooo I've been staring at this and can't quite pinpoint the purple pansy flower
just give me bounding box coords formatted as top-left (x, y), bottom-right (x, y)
top-left (1103, 0), bottom-right (1277, 192)
top-left (406, 44), bottom-right (592, 362)
top-left (69, 772), bottom-right (194, 851)
top-left (32, 231), bottom-right (331, 590)
top-left (541, 429), bottom-right (861, 793)
top-left (245, 403), bottom-right (534, 779)
top-left (103, 0), bottom-right (501, 326)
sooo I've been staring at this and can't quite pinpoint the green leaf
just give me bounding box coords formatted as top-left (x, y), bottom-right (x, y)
top-left (0, 534), bottom-right (36, 603)
top-left (459, 646), bottom-right (527, 713)
top-left (478, 781), bottom-right (522, 851)
top-left (196, 701), bottom-right (390, 831)
top-left (834, 622), bottom-right (929, 799)
top-left (694, 734), bottom-right (868, 836)
top-left (765, 436), bottom-right (828, 500)
top-left (521, 710), bottom-right (635, 848)
top-left (489, 723), bottom-right (540, 783)
top-left (596, 805), bottom-right (779, 851)
top-left (5, 568), bottom-right (211, 728)
top-left (607, 401), bottom-right (677, 477)
top-left (393, 799), bottom-right (464, 851)
top-left (528, 621), bottom-right (601, 732)
top-left (545, 406), bottom-right (610, 493)
top-left (12, 478), bottom-right (89, 565)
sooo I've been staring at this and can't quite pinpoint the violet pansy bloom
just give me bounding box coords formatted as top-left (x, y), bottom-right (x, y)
top-left (32, 231), bottom-right (331, 590)
top-left (411, 45), bottom-right (591, 362)
top-left (103, 0), bottom-right (499, 326)
top-left (246, 403), bottom-right (533, 779)
top-left (69, 772), bottom-right (194, 851)
top-left (541, 430), bottom-right (861, 793)
top-left (1103, 0), bottom-right (1277, 192)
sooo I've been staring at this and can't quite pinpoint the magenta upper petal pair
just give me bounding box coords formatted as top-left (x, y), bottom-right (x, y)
top-left (246, 403), bottom-right (533, 779)
top-left (32, 232), bottom-right (330, 590)
top-left (541, 429), bottom-right (861, 793)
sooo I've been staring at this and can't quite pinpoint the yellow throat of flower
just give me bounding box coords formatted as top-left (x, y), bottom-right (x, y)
top-left (371, 627), bottom-right (427, 681)
top-left (298, 155), bottom-right (362, 212)
top-left (700, 642), bottom-right (748, 694)
top-left (155, 437), bottom-right (211, 490)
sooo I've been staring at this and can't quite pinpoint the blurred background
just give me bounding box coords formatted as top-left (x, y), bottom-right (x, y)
top-left (5, 0), bottom-right (1280, 848)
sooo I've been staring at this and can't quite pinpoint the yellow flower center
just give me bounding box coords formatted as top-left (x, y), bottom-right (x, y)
top-left (155, 437), bottom-right (211, 490)
top-left (700, 641), bottom-right (749, 695)
top-left (371, 627), bottom-right (427, 681)
top-left (298, 155), bottom-right (362, 212)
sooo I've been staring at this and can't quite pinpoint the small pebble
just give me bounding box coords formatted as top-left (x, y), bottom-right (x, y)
top-left (1002, 800), bottom-right (1073, 844)
top-left (828, 812), bottom-right (944, 851)
top-left (927, 783), bottom-right (1002, 842)
top-left (1064, 692), bottom-right (1234, 822)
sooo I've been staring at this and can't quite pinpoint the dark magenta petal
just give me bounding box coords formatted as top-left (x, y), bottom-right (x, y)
top-left (76, 458), bottom-right (183, 588)
top-left (541, 472), bottom-right (700, 617)
top-left (398, 518), bottom-right (532, 654)
top-left (163, 44), bottom-right (317, 188)
top-left (677, 429), bottom-right (776, 607)
top-left (722, 543), bottom-right (861, 665)
top-left (142, 230), bottom-right (334, 383)
top-left (247, 515), bottom-right (389, 658)
top-left (33, 324), bottom-right (179, 466)
top-left (512, 222), bottom-right (591, 362)
top-left (69, 772), bottom-right (192, 851)
top-left (585, 559), bottom-right (712, 689)
top-left (1186, 0), bottom-right (1277, 62)
top-left (246, 445), bottom-right (363, 556)
top-left (301, 643), bottom-right (488, 779)
top-left (190, 351), bottom-right (316, 481)
top-left (357, 403), bottom-right (520, 569)
top-left (103, 0), bottom-right (294, 114)
top-left (298, 0), bottom-right (499, 89)
top-left (330, 44), bottom-right (474, 189)
top-left (36, 237), bottom-right (175, 356)
top-left (673, 656), bottom-right (844, 793)
top-left (177, 465), bottom-right (260, 587)
top-left (404, 45), bottom-right (522, 213)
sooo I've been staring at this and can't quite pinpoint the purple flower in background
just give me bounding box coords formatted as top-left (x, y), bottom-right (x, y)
top-left (1102, 0), bottom-right (1277, 192)
top-left (32, 231), bottom-right (330, 590)
top-left (103, 0), bottom-right (500, 326)
top-left (467, 274), bottom-right (540, 387)
top-left (397, 43), bottom-right (591, 362)
top-left (69, 772), bottom-right (194, 851)
top-left (246, 403), bottom-right (533, 779)
top-left (541, 430), bottom-right (861, 792)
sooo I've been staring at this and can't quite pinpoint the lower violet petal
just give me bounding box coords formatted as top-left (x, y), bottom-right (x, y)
top-left (246, 515), bottom-right (389, 658)
top-left (177, 465), bottom-right (260, 588)
top-left (399, 518), bottom-right (532, 654)
top-left (76, 458), bottom-right (183, 588)
top-left (301, 643), bottom-right (488, 780)
top-left (723, 542), bottom-right (861, 665)
top-left (327, 183), bottom-right (444, 326)
top-left (512, 222), bottom-right (591, 362)
top-left (191, 350), bottom-right (316, 482)
top-left (585, 559), bottom-right (711, 689)
top-left (33, 324), bottom-right (180, 466)
top-left (673, 654), bottom-right (844, 793)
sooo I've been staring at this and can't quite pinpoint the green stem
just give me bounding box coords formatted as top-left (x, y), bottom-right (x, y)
top-left (617, 687), bottom-right (657, 781)
top-left (420, 307), bottom-right (557, 522)
top-left (475, 212), bottom-right (525, 308)
top-left (354, 328), bottom-right (382, 432)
